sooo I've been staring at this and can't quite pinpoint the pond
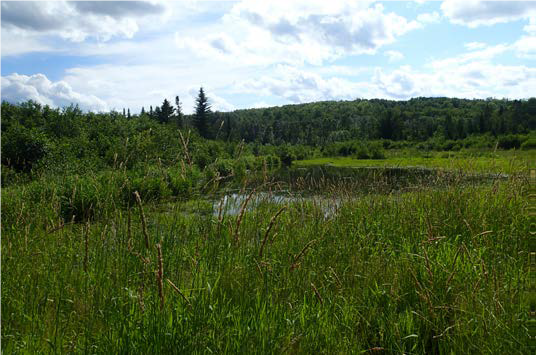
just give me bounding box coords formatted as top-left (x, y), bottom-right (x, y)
top-left (210, 165), bottom-right (506, 217)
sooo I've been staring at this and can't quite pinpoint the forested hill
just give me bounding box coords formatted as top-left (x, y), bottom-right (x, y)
top-left (212, 97), bottom-right (535, 145)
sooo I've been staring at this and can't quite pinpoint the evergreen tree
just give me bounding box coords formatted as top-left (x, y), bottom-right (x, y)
top-left (175, 95), bottom-right (183, 128)
top-left (194, 87), bottom-right (211, 138)
top-left (158, 99), bottom-right (174, 123)
top-left (141, 106), bottom-right (145, 115)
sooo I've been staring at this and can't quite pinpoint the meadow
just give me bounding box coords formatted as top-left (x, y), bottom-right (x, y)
top-left (1, 152), bottom-right (530, 353)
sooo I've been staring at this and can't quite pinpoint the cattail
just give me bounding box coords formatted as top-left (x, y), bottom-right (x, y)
top-left (259, 206), bottom-right (287, 258)
top-left (156, 243), bottom-right (164, 309)
top-left (290, 239), bottom-right (316, 271)
top-left (134, 191), bottom-right (150, 249)
top-left (138, 283), bottom-right (145, 313)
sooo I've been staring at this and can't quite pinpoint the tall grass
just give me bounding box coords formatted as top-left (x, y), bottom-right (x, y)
top-left (1, 166), bottom-right (528, 353)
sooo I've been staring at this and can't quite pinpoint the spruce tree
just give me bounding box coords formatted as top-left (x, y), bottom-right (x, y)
top-left (175, 95), bottom-right (183, 128)
top-left (194, 87), bottom-right (211, 138)
top-left (159, 99), bottom-right (174, 124)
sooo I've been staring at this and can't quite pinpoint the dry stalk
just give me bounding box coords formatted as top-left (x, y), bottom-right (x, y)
top-left (127, 207), bottom-right (132, 251)
top-left (217, 195), bottom-right (225, 235)
top-left (134, 191), bottom-right (150, 249)
top-left (156, 243), bottom-right (165, 309)
top-left (84, 222), bottom-right (90, 272)
top-left (410, 269), bottom-right (435, 318)
top-left (421, 245), bottom-right (434, 285)
top-left (233, 188), bottom-right (256, 243)
top-left (178, 130), bottom-right (192, 166)
top-left (311, 283), bottom-right (324, 305)
top-left (166, 279), bottom-right (192, 308)
top-left (445, 243), bottom-right (464, 288)
top-left (290, 239), bottom-right (317, 271)
top-left (259, 206), bottom-right (287, 258)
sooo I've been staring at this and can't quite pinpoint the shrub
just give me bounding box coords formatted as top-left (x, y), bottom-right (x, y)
top-left (1, 165), bottom-right (23, 187)
top-left (497, 135), bottom-right (522, 150)
top-left (2, 125), bottom-right (49, 172)
top-left (521, 138), bottom-right (536, 150)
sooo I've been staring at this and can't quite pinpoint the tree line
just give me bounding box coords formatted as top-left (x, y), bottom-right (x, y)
top-left (131, 93), bottom-right (535, 145)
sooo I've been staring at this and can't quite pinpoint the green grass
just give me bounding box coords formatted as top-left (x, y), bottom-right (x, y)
top-left (295, 149), bottom-right (533, 174)
top-left (1, 165), bottom-right (529, 353)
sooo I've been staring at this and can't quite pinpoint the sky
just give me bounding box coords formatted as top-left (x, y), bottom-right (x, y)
top-left (1, 0), bottom-right (535, 113)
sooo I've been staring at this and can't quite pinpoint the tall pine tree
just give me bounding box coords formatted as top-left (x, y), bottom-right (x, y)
top-left (175, 95), bottom-right (183, 128)
top-left (194, 87), bottom-right (211, 138)
top-left (158, 99), bottom-right (174, 123)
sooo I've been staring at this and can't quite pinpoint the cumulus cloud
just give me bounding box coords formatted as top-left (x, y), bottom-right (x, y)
top-left (441, 0), bottom-right (536, 27)
top-left (464, 42), bottom-right (487, 50)
top-left (384, 50), bottom-right (405, 62)
top-left (229, 0), bottom-right (419, 53)
top-left (417, 11), bottom-right (441, 24)
top-left (1, 73), bottom-right (108, 111)
top-left (235, 65), bottom-right (374, 103)
top-left (188, 0), bottom-right (423, 65)
top-left (373, 62), bottom-right (536, 100)
top-left (525, 17), bottom-right (536, 35)
top-left (1, 1), bottom-right (167, 43)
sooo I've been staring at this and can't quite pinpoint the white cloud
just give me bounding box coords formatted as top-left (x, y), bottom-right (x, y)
top-left (417, 11), bottom-right (441, 24)
top-left (53, 59), bottom-right (249, 113)
top-left (525, 17), bottom-right (536, 35)
top-left (0, 34), bottom-right (55, 57)
top-left (1, 73), bottom-right (108, 111)
top-left (234, 65), bottom-right (375, 103)
top-left (464, 41), bottom-right (487, 50)
top-left (1, 1), bottom-right (169, 54)
top-left (384, 50), bottom-right (405, 62)
top-left (190, 0), bottom-right (424, 65)
top-left (513, 35), bottom-right (536, 59)
top-left (441, 0), bottom-right (536, 28)
top-left (373, 62), bottom-right (536, 100)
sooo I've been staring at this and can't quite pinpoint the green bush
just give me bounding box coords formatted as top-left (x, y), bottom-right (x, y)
top-left (498, 134), bottom-right (522, 150)
top-left (1, 165), bottom-right (23, 187)
top-left (521, 138), bottom-right (536, 150)
top-left (59, 175), bottom-right (105, 222)
top-left (1, 125), bottom-right (49, 172)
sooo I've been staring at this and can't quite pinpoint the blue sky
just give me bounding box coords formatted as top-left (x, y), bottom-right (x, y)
top-left (1, 0), bottom-right (535, 113)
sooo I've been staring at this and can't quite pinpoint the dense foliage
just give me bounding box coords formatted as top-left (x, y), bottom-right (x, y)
top-left (2, 96), bottom-right (534, 186)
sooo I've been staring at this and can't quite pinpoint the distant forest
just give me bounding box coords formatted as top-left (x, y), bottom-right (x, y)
top-left (2, 94), bottom-right (535, 182)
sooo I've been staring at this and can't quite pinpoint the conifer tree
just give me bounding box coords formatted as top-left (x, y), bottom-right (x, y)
top-left (159, 99), bottom-right (174, 123)
top-left (194, 87), bottom-right (211, 138)
top-left (175, 95), bottom-right (183, 128)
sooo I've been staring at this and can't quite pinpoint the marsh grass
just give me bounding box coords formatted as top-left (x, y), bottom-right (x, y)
top-left (1, 161), bottom-right (529, 353)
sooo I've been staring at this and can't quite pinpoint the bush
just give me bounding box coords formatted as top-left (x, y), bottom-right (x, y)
top-left (521, 138), bottom-right (536, 150)
top-left (497, 135), bottom-right (522, 150)
top-left (2, 125), bottom-right (49, 172)
top-left (167, 167), bottom-right (198, 199)
top-left (59, 175), bottom-right (105, 222)
top-left (1, 165), bottom-right (23, 187)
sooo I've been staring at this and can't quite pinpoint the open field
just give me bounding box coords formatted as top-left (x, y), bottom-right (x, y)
top-left (1, 159), bottom-right (530, 354)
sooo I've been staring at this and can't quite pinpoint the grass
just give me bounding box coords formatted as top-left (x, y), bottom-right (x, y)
top-left (295, 149), bottom-right (533, 174)
top-left (1, 156), bottom-right (530, 353)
